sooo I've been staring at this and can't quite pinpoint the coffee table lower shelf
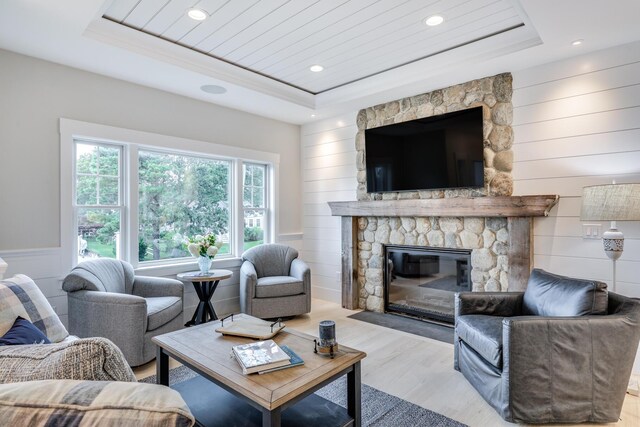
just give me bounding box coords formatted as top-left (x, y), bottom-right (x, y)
top-left (173, 375), bottom-right (353, 427)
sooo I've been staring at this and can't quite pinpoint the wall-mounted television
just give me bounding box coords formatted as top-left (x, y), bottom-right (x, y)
top-left (365, 107), bottom-right (484, 193)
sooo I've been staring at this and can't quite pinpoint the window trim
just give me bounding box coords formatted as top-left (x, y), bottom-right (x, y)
top-left (73, 140), bottom-right (126, 263)
top-left (242, 162), bottom-right (268, 250)
top-left (136, 147), bottom-right (234, 264)
top-left (60, 118), bottom-right (280, 274)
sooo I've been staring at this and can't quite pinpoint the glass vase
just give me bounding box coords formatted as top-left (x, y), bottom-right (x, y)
top-left (198, 256), bottom-right (212, 274)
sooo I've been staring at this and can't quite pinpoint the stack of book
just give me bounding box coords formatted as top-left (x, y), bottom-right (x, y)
top-left (232, 339), bottom-right (304, 375)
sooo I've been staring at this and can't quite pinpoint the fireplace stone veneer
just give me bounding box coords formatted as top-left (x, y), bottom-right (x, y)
top-left (359, 216), bottom-right (509, 311)
top-left (355, 73), bottom-right (515, 201)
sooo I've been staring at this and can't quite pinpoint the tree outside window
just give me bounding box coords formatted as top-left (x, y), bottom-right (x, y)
top-left (71, 133), bottom-right (273, 268)
top-left (138, 150), bottom-right (231, 262)
top-left (75, 142), bottom-right (122, 262)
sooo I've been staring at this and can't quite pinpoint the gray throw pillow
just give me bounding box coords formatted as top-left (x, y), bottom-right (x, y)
top-left (523, 269), bottom-right (608, 317)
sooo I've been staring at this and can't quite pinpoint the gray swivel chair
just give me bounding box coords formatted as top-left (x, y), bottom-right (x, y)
top-left (454, 268), bottom-right (640, 424)
top-left (62, 259), bottom-right (184, 367)
top-left (240, 244), bottom-right (311, 319)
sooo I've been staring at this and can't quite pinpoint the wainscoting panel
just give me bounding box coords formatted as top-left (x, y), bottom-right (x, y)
top-left (0, 234), bottom-right (302, 328)
top-left (301, 114), bottom-right (358, 305)
top-left (0, 248), bottom-right (67, 325)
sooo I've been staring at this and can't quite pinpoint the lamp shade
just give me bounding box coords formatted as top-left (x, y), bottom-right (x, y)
top-left (580, 184), bottom-right (640, 221)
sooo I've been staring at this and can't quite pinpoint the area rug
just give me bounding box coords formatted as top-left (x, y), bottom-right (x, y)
top-left (141, 366), bottom-right (467, 427)
top-left (348, 311), bottom-right (454, 344)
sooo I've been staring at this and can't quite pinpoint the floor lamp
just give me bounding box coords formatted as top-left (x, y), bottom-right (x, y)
top-left (580, 183), bottom-right (640, 292)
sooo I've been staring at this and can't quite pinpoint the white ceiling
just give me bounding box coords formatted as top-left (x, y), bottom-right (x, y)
top-left (0, 1), bottom-right (639, 124)
top-left (103, 0), bottom-right (528, 94)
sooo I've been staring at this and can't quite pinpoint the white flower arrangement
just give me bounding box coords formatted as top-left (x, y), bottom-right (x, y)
top-left (186, 233), bottom-right (224, 259)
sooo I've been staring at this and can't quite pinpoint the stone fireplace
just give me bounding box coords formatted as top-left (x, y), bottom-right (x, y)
top-left (360, 215), bottom-right (511, 313)
top-left (327, 73), bottom-right (559, 313)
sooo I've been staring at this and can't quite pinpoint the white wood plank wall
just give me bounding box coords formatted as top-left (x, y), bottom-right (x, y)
top-left (512, 40), bottom-right (640, 299)
top-left (301, 114), bottom-right (359, 304)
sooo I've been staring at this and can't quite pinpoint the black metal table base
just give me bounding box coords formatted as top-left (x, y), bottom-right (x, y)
top-left (157, 347), bottom-right (361, 427)
top-left (185, 280), bottom-right (221, 327)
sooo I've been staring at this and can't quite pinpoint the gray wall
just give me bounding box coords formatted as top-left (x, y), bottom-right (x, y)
top-left (0, 48), bottom-right (302, 251)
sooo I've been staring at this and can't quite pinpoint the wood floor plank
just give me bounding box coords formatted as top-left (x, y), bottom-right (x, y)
top-left (136, 299), bottom-right (640, 426)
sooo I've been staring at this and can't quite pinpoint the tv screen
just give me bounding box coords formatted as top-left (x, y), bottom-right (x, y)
top-left (365, 107), bottom-right (484, 193)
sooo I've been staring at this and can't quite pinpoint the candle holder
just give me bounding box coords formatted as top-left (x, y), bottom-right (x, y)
top-left (314, 320), bottom-right (338, 358)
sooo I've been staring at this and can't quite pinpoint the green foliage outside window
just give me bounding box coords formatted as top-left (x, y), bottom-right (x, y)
top-left (137, 151), bottom-right (230, 262)
top-left (76, 143), bottom-right (266, 262)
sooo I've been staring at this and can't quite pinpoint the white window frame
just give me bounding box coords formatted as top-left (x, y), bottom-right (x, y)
top-left (242, 162), bottom-right (269, 248)
top-left (60, 119), bottom-right (279, 274)
top-left (72, 140), bottom-right (127, 263)
top-left (136, 147), bottom-right (234, 266)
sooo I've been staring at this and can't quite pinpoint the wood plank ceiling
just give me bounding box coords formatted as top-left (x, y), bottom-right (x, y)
top-left (104, 0), bottom-right (525, 94)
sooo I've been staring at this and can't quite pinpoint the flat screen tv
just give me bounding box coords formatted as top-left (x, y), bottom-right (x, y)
top-left (365, 107), bottom-right (484, 193)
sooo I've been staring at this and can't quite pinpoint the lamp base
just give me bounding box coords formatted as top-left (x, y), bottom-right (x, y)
top-left (602, 228), bottom-right (623, 261)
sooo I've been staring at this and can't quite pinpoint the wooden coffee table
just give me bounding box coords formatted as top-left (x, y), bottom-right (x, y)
top-left (153, 314), bottom-right (366, 427)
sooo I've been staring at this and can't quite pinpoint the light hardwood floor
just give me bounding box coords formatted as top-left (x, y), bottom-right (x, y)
top-left (135, 299), bottom-right (640, 427)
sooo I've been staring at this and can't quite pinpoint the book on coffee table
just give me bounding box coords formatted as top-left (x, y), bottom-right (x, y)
top-left (258, 345), bottom-right (304, 374)
top-left (232, 339), bottom-right (291, 374)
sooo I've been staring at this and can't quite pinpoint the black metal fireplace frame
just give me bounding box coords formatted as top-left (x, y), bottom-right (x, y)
top-left (383, 244), bottom-right (472, 324)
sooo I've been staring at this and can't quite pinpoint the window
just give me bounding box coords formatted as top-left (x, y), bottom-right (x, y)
top-left (243, 163), bottom-right (267, 251)
top-left (62, 119), bottom-right (279, 271)
top-left (138, 150), bottom-right (231, 262)
top-left (74, 142), bottom-right (124, 262)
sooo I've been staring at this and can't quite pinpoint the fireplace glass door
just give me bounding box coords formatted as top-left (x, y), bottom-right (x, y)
top-left (384, 245), bottom-right (471, 324)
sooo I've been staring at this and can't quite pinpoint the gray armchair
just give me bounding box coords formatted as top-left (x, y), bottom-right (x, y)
top-left (454, 268), bottom-right (640, 424)
top-left (62, 259), bottom-right (184, 367)
top-left (240, 244), bottom-right (311, 319)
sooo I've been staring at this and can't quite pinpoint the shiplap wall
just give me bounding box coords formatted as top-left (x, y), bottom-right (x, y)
top-left (301, 115), bottom-right (359, 304)
top-left (512, 40), bottom-right (640, 373)
top-left (512, 40), bottom-right (640, 299)
top-left (301, 41), bottom-right (640, 371)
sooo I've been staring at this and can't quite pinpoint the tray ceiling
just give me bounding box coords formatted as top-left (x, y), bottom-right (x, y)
top-left (6, 1), bottom-right (639, 123)
top-left (104, 0), bottom-right (527, 94)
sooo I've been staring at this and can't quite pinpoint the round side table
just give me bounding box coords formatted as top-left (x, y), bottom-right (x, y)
top-left (177, 269), bottom-right (232, 327)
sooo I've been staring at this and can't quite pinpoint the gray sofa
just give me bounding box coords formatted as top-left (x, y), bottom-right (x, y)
top-left (454, 268), bottom-right (640, 424)
top-left (62, 259), bottom-right (184, 367)
top-left (0, 273), bottom-right (136, 383)
top-left (240, 244), bottom-right (311, 318)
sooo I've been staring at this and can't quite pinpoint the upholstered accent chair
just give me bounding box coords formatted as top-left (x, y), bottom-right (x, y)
top-left (240, 244), bottom-right (311, 319)
top-left (454, 268), bottom-right (640, 424)
top-left (62, 259), bottom-right (184, 367)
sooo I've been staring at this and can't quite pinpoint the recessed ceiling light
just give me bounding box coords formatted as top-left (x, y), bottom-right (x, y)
top-left (309, 64), bottom-right (324, 72)
top-left (200, 84), bottom-right (227, 94)
top-left (310, 114), bottom-right (316, 118)
top-left (425, 15), bottom-right (444, 26)
top-left (187, 8), bottom-right (208, 21)
top-left (571, 39), bottom-right (584, 46)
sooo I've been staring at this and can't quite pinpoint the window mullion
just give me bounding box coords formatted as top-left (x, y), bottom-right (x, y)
top-left (127, 146), bottom-right (138, 267)
top-left (234, 159), bottom-right (244, 257)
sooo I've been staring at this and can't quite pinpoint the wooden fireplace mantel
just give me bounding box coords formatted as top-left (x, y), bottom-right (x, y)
top-left (328, 195), bottom-right (559, 218)
top-left (328, 195), bottom-right (559, 310)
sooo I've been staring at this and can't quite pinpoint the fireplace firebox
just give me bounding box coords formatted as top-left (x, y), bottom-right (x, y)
top-left (384, 245), bottom-right (471, 324)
